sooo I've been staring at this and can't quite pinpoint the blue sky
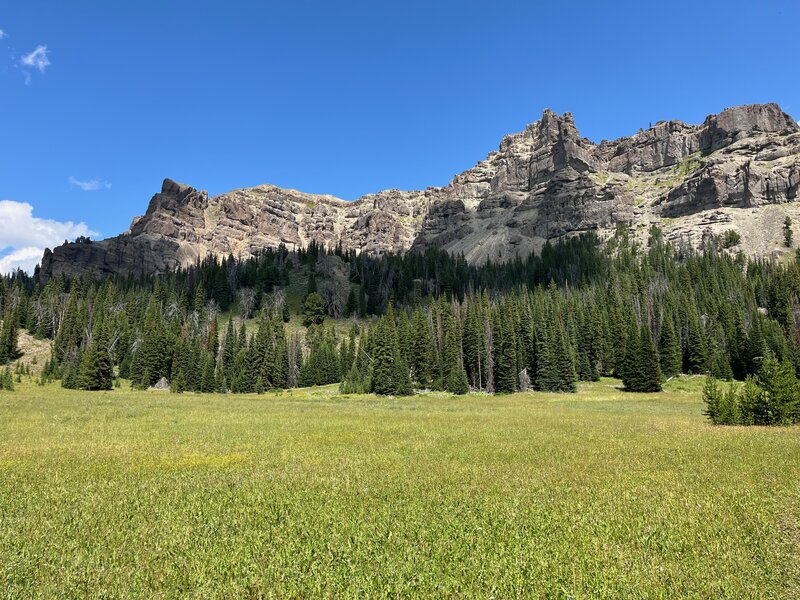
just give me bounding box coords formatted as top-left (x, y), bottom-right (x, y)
top-left (1, 0), bottom-right (799, 273)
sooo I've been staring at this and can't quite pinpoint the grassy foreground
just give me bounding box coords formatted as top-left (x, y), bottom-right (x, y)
top-left (0, 378), bottom-right (798, 598)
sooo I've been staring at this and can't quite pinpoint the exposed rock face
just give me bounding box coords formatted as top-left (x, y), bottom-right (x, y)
top-left (39, 103), bottom-right (800, 280)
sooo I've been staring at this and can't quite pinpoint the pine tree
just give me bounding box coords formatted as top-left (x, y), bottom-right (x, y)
top-left (170, 368), bottom-right (187, 393)
top-left (200, 353), bottom-right (216, 392)
top-left (441, 311), bottom-right (468, 394)
top-left (300, 341), bottom-right (341, 386)
top-left (369, 310), bottom-right (412, 395)
top-left (737, 376), bottom-right (763, 425)
top-left (493, 309), bottom-right (518, 394)
top-left (635, 322), bottom-right (662, 392)
top-left (702, 376), bottom-right (722, 423)
top-left (340, 360), bottom-right (370, 394)
top-left (462, 299), bottom-right (486, 389)
top-left (206, 317), bottom-right (220, 357)
top-left (684, 303), bottom-right (707, 374)
top-left (272, 331), bottom-right (290, 388)
top-left (339, 327), bottom-right (357, 373)
top-left (241, 335), bottom-right (261, 392)
top-left (717, 383), bottom-right (741, 425)
top-left (192, 282), bottom-right (206, 315)
top-left (358, 286), bottom-right (367, 318)
top-left (1, 366), bottom-right (13, 391)
top-left (658, 315), bottom-right (682, 378)
top-left (709, 342), bottom-right (734, 381)
top-left (169, 337), bottom-right (191, 393)
top-left (534, 320), bottom-right (559, 392)
top-left (620, 316), bottom-right (640, 389)
top-left (757, 357), bottom-right (800, 425)
top-left (784, 216), bottom-right (793, 248)
top-left (392, 352), bottom-right (413, 396)
top-left (187, 343), bottom-right (202, 391)
top-left (221, 318), bottom-right (238, 385)
top-left (370, 314), bottom-right (396, 395)
top-left (61, 348), bottom-right (83, 390)
top-left (78, 317), bottom-right (113, 390)
top-left (622, 318), bottom-right (662, 393)
top-left (0, 307), bottom-right (20, 365)
top-left (396, 310), bottom-right (412, 365)
top-left (446, 357), bottom-right (469, 395)
top-left (302, 292), bottom-right (326, 326)
top-left (727, 313), bottom-right (747, 380)
top-left (132, 297), bottom-right (171, 387)
top-left (345, 288), bottom-right (357, 318)
top-left (744, 317), bottom-right (769, 374)
top-left (54, 291), bottom-right (80, 363)
top-left (576, 308), bottom-right (599, 382)
top-left (553, 319), bottom-right (577, 393)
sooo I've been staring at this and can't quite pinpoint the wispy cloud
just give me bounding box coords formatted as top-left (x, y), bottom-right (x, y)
top-left (0, 29), bottom-right (6, 40)
top-left (21, 45), bottom-right (50, 73)
top-left (68, 176), bottom-right (112, 191)
top-left (0, 199), bottom-right (98, 274)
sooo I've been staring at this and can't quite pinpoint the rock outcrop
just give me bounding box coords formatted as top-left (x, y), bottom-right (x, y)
top-left (39, 103), bottom-right (800, 280)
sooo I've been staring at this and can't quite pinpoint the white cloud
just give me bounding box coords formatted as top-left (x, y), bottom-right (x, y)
top-left (0, 200), bottom-right (98, 274)
top-left (0, 30), bottom-right (6, 40)
top-left (21, 45), bottom-right (50, 73)
top-left (0, 247), bottom-right (46, 275)
top-left (68, 176), bottom-right (112, 191)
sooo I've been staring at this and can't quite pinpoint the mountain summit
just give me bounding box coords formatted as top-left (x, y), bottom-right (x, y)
top-left (40, 103), bottom-right (800, 280)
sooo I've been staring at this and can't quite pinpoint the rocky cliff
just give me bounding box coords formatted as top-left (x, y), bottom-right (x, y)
top-left (39, 103), bottom-right (800, 280)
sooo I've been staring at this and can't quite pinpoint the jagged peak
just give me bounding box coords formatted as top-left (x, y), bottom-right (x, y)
top-left (699, 103), bottom-right (799, 153)
top-left (536, 108), bottom-right (577, 132)
top-left (703, 102), bottom-right (797, 131)
top-left (161, 178), bottom-right (196, 196)
top-left (39, 101), bottom-right (800, 281)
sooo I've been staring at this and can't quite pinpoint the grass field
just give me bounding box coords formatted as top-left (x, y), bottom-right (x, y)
top-left (0, 378), bottom-right (798, 598)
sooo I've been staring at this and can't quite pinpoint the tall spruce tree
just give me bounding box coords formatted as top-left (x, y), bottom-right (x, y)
top-left (622, 319), bottom-right (662, 392)
top-left (0, 306), bottom-right (20, 365)
top-left (78, 316), bottom-right (114, 390)
top-left (553, 319), bottom-right (578, 393)
top-left (370, 309), bottom-right (412, 396)
top-left (1, 366), bottom-right (13, 391)
top-left (493, 308), bottom-right (518, 394)
top-left (620, 316), bottom-right (640, 390)
top-left (658, 314), bottom-right (682, 378)
top-left (409, 308), bottom-right (434, 388)
top-left (635, 322), bottom-right (662, 392)
top-left (684, 302), bottom-right (708, 374)
top-left (534, 320), bottom-right (559, 392)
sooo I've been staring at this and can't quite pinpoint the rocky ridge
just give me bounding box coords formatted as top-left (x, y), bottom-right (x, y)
top-left (40, 103), bottom-right (800, 280)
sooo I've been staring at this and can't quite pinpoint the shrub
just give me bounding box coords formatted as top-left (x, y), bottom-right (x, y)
top-left (703, 359), bottom-right (800, 426)
top-left (702, 377), bottom-right (722, 423)
top-left (721, 229), bottom-right (741, 249)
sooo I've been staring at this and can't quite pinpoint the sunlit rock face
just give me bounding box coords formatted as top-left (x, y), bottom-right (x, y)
top-left (40, 103), bottom-right (800, 280)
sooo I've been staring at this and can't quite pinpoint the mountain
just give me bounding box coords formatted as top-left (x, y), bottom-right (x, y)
top-left (39, 103), bottom-right (800, 280)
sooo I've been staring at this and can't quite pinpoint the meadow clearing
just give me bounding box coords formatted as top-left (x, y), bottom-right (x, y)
top-left (0, 377), bottom-right (798, 598)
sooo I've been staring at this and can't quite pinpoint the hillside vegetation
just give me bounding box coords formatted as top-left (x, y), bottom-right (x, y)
top-left (3, 229), bottom-right (800, 408)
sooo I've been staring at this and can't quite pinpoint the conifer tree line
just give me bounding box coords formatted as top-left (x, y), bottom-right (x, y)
top-left (703, 357), bottom-right (800, 425)
top-left (1, 228), bottom-right (800, 398)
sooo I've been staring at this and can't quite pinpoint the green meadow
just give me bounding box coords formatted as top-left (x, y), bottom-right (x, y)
top-left (0, 378), bottom-right (798, 598)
